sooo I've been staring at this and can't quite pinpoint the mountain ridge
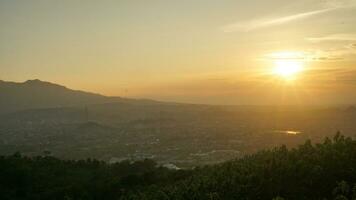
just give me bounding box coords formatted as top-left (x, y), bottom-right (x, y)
top-left (0, 79), bottom-right (159, 114)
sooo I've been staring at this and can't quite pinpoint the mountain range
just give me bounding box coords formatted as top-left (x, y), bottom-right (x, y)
top-left (0, 79), bottom-right (159, 114)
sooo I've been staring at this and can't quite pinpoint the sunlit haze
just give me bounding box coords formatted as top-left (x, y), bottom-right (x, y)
top-left (1, 0), bottom-right (356, 105)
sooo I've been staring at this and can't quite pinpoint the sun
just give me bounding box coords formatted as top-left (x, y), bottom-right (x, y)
top-left (266, 51), bottom-right (306, 80)
top-left (273, 59), bottom-right (303, 80)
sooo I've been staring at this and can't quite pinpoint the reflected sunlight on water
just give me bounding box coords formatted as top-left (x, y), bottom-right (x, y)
top-left (273, 130), bottom-right (302, 135)
top-left (285, 131), bottom-right (301, 135)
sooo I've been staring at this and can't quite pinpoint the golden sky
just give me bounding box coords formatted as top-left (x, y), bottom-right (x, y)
top-left (1, 0), bottom-right (356, 104)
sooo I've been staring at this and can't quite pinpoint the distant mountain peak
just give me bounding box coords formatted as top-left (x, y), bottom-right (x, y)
top-left (0, 79), bottom-right (66, 88)
top-left (23, 79), bottom-right (66, 89)
top-left (24, 79), bottom-right (44, 84)
top-left (0, 79), bottom-right (161, 114)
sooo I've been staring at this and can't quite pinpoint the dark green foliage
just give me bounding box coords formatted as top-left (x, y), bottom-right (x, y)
top-left (124, 134), bottom-right (356, 200)
top-left (0, 156), bottom-right (191, 200)
top-left (1, 134), bottom-right (356, 200)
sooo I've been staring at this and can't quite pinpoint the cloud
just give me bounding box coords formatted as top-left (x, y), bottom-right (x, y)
top-left (333, 70), bottom-right (356, 85)
top-left (263, 51), bottom-right (308, 60)
top-left (222, 1), bottom-right (356, 32)
top-left (323, 0), bottom-right (356, 8)
top-left (313, 56), bottom-right (344, 61)
top-left (294, 68), bottom-right (356, 88)
top-left (222, 8), bottom-right (337, 32)
top-left (261, 51), bottom-right (345, 62)
top-left (307, 34), bottom-right (356, 42)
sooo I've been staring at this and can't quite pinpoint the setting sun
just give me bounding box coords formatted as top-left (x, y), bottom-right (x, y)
top-left (273, 60), bottom-right (303, 79)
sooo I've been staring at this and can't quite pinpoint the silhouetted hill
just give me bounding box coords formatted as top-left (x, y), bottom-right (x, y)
top-left (0, 79), bottom-right (159, 114)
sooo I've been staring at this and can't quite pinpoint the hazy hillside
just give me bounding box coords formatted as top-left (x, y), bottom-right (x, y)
top-left (0, 79), bottom-right (158, 114)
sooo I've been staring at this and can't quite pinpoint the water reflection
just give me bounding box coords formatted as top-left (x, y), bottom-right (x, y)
top-left (273, 130), bottom-right (301, 135)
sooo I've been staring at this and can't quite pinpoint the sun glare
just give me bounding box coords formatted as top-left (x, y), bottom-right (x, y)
top-left (267, 51), bottom-right (305, 80)
top-left (273, 60), bottom-right (303, 79)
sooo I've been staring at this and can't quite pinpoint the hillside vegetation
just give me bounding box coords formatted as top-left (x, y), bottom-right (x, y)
top-left (1, 133), bottom-right (356, 200)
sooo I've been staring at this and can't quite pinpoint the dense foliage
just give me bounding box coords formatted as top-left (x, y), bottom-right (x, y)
top-left (0, 156), bottom-right (191, 200)
top-left (124, 133), bottom-right (356, 200)
top-left (1, 133), bottom-right (356, 200)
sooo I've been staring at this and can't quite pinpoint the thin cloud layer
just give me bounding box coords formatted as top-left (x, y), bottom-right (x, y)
top-left (307, 34), bottom-right (356, 42)
top-left (222, 1), bottom-right (355, 32)
top-left (222, 8), bottom-right (335, 32)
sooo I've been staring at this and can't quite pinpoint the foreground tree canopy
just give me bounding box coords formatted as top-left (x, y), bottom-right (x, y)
top-left (1, 133), bottom-right (356, 200)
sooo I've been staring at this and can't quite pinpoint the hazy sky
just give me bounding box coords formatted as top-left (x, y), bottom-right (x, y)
top-left (1, 0), bottom-right (356, 105)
